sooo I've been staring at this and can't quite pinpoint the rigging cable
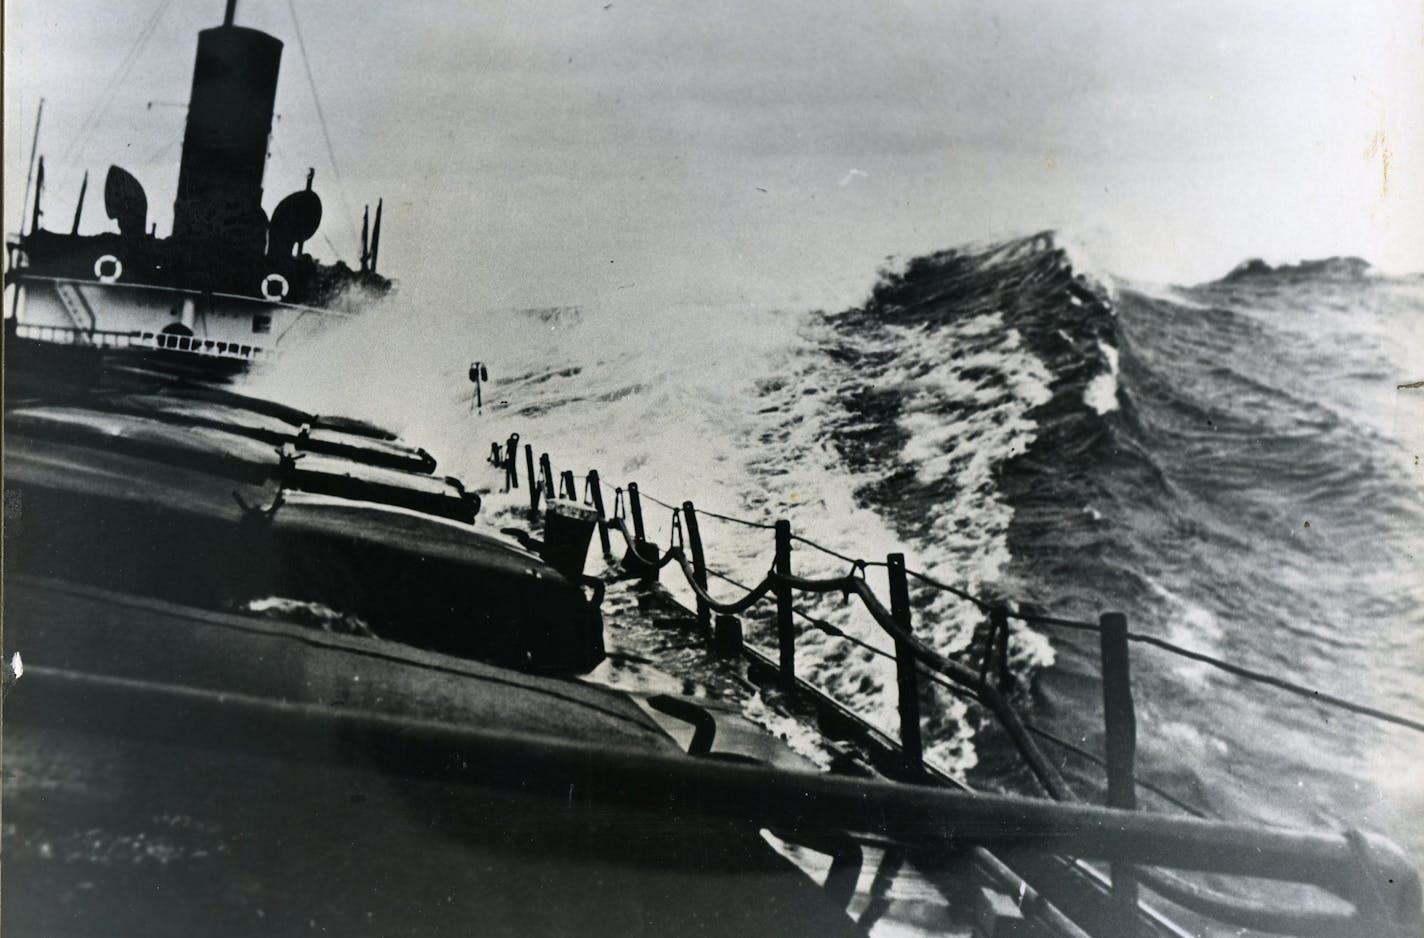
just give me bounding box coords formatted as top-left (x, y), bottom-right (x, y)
top-left (17, 98), bottom-right (44, 238)
top-left (285, 0), bottom-right (360, 253)
top-left (60, 0), bottom-right (175, 168)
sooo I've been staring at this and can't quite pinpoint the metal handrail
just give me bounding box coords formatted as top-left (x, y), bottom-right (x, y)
top-left (606, 513), bottom-right (1073, 800)
top-left (497, 447), bottom-right (1424, 935)
top-left (602, 497), bottom-right (1420, 935)
top-left (611, 483), bottom-right (1424, 738)
top-left (15, 663), bottom-right (1420, 934)
top-left (12, 321), bottom-right (268, 359)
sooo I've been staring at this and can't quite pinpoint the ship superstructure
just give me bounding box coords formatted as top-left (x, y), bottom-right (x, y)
top-left (4, 0), bottom-right (387, 362)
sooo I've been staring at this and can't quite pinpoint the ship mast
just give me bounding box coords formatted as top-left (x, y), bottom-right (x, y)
top-left (224, 0), bottom-right (237, 26)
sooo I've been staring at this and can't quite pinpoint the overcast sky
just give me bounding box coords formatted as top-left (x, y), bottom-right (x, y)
top-left (5, 0), bottom-right (1421, 312)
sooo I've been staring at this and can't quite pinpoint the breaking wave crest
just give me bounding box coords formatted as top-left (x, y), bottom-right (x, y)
top-left (242, 231), bottom-right (1424, 861)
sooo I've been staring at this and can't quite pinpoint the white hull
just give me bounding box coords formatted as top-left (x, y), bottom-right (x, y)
top-left (5, 275), bottom-right (352, 360)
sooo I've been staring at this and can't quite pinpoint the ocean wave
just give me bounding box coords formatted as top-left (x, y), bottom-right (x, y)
top-left (1082, 340), bottom-right (1120, 415)
top-left (240, 229), bottom-right (1424, 863)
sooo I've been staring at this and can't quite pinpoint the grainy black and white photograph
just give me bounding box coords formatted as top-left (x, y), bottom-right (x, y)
top-left (3, 1), bottom-right (1422, 935)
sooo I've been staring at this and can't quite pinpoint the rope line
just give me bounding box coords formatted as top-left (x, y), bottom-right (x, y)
top-left (701, 569), bottom-right (1123, 811)
top-left (582, 465), bottom-right (1415, 926)
top-left (634, 526), bottom-right (1070, 797)
top-left (607, 518), bottom-right (680, 572)
top-left (707, 567), bottom-right (899, 663)
top-left (669, 552), bottom-right (775, 616)
top-left (593, 467), bottom-right (1424, 737)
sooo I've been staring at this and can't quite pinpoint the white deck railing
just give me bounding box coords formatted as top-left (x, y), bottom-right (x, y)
top-left (13, 322), bottom-right (268, 360)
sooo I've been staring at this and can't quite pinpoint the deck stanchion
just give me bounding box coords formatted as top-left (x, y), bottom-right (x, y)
top-left (774, 520), bottom-right (795, 689)
top-left (560, 469), bottom-right (576, 501)
top-left (887, 553), bottom-right (924, 776)
top-left (626, 483), bottom-right (658, 583)
top-left (540, 454), bottom-right (556, 503)
top-left (507, 434), bottom-right (520, 487)
top-left (1100, 610), bottom-right (1140, 933)
top-left (627, 483), bottom-right (648, 543)
top-left (682, 501), bottom-right (711, 632)
top-left (524, 445), bottom-right (539, 512)
top-left (586, 470), bottom-right (612, 559)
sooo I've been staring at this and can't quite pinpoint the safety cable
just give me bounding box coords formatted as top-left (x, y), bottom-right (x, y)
top-left (634, 489), bottom-right (678, 512)
top-left (667, 551), bottom-right (775, 617)
top-left (609, 514), bottom-right (1274, 821)
top-left (668, 540), bottom-right (1071, 798)
top-left (607, 517), bottom-right (679, 572)
top-left (705, 566), bottom-right (1212, 820)
top-left (790, 533), bottom-right (861, 565)
top-left (595, 465), bottom-right (1424, 736)
top-left (706, 568), bottom-right (890, 663)
top-left (635, 488), bottom-right (778, 530)
top-left (740, 532), bottom-right (1424, 734)
top-left (596, 470), bottom-right (1412, 931)
top-left (1124, 632), bottom-right (1424, 735)
top-left (610, 486), bottom-right (989, 611)
top-left (900, 566), bottom-right (994, 610)
top-left (999, 610), bottom-right (1424, 734)
top-left (696, 505), bottom-right (779, 530)
top-left (702, 565), bottom-right (1205, 818)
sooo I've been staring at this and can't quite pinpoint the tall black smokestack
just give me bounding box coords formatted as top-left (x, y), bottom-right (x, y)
top-left (171, 16), bottom-right (282, 256)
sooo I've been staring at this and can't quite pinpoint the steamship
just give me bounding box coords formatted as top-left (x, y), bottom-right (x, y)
top-left (4, 5), bottom-right (1420, 938)
top-left (4, 0), bottom-right (387, 368)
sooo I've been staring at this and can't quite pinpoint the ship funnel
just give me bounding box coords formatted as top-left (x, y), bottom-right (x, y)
top-left (171, 18), bottom-right (283, 257)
